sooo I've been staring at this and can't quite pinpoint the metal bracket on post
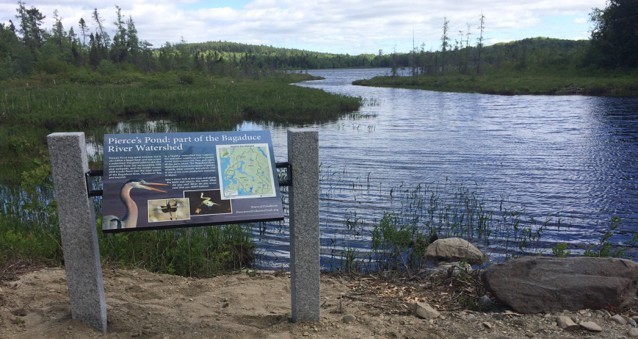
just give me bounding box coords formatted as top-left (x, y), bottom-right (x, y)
top-left (85, 169), bottom-right (104, 197)
top-left (276, 162), bottom-right (292, 187)
top-left (87, 164), bottom-right (290, 195)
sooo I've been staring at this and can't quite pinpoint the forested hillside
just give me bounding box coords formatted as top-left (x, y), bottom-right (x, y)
top-left (1, 0), bottom-right (636, 80)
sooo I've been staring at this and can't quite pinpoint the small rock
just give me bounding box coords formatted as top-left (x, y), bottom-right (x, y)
top-left (580, 321), bottom-right (603, 332)
top-left (414, 302), bottom-right (440, 319)
top-left (478, 295), bottom-right (494, 311)
top-left (629, 327), bottom-right (638, 337)
top-left (556, 316), bottom-right (578, 330)
top-left (628, 318), bottom-right (637, 327)
top-left (426, 237), bottom-right (484, 264)
top-left (611, 314), bottom-right (627, 325)
top-left (482, 322), bottom-right (493, 329)
top-left (341, 314), bottom-right (356, 324)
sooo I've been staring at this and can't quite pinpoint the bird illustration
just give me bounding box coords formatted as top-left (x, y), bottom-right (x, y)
top-left (195, 192), bottom-right (219, 214)
top-left (103, 179), bottom-right (168, 229)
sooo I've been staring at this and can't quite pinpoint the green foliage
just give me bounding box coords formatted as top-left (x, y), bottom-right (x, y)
top-left (0, 164), bottom-right (61, 268)
top-left (551, 242), bottom-right (571, 257)
top-left (583, 216), bottom-right (638, 258)
top-left (98, 224), bottom-right (255, 277)
top-left (371, 212), bottom-right (431, 272)
top-left (96, 59), bottom-right (118, 76)
top-left (354, 70), bottom-right (638, 97)
top-left (346, 181), bottom-right (555, 273)
top-left (588, 0), bottom-right (638, 69)
top-left (0, 71), bottom-right (360, 184)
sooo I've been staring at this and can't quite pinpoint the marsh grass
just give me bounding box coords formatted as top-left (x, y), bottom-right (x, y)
top-left (0, 69), bottom-right (361, 276)
top-left (325, 174), bottom-right (636, 274)
top-left (98, 224), bottom-right (255, 277)
top-left (353, 69), bottom-right (638, 97)
top-left (0, 171), bottom-right (633, 276)
top-left (326, 180), bottom-right (562, 273)
top-left (0, 176), bottom-right (255, 277)
top-left (0, 70), bottom-right (361, 184)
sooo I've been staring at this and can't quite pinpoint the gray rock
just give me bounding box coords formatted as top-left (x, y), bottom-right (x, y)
top-left (478, 295), bottom-right (494, 311)
top-left (425, 238), bottom-right (484, 265)
top-left (628, 317), bottom-right (637, 327)
top-left (556, 316), bottom-right (578, 330)
top-left (341, 314), bottom-right (356, 324)
top-left (482, 257), bottom-right (638, 314)
top-left (611, 314), bottom-right (628, 325)
top-left (414, 302), bottom-right (440, 319)
top-left (629, 327), bottom-right (638, 337)
top-left (580, 321), bottom-right (603, 332)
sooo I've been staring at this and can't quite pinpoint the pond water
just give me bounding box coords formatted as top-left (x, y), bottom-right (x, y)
top-left (7, 68), bottom-right (636, 270)
top-left (244, 68), bottom-right (638, 269)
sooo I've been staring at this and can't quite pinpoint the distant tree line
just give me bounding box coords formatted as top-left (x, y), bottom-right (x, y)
top-left (0, 2), bottom-right (391, 80)
top-left (383, 0), bottom-right (637, 77)
top-left (0, 1), bottom-right (635, 81)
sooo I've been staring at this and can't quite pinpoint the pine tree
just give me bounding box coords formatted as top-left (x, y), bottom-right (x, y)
top-left (476, 13), bottom-right (485, 75)
top-left (440, 17), bottom-right (450, 74)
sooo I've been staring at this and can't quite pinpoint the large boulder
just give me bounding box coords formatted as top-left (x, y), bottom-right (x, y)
top-left (425, 237), bottom-right (484, 265)
top-left (482, 256), bottom-right (638, 314)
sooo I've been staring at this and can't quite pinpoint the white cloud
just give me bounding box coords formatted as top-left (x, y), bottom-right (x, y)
top-left (0, 0), bottom-right (607, 54)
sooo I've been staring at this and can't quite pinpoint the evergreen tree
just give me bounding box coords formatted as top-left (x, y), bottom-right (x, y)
top-left (440, 17), bottom-right (450, 73)
top-left (110, 5), bottom-right (128, 63)
top-left (15, 1), bottom-right (46, 56)
top-left (92, 8), bottom-right (110, 63)
top-left (588, 0), bottom-right (638, 68)
top-left (476, 13), bottom-right (485, 74)
top-left (78, 18), bottom-right (88, 46)
top-left (0, 22), bottom-right (32, 77)
top-left (126, 16), bottom-right (140, 66)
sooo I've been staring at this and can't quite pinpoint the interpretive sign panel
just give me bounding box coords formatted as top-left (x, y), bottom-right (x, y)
top-left (101, 131), bottom-right (284, 232)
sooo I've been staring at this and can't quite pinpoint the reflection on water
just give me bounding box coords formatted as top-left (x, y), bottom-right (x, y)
top-left (85, 120), bottom-right (177, 162)
top-left (244, 68), bottom-right (638, 268)
top-left (112, 120), bottom-right (175, 134)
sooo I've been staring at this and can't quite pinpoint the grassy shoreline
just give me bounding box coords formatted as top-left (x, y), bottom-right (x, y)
top-left (353, 70), bottom-right (638, 97)
top-left (0, 71), bottom-right (361, 185)
top-left (0, 70), bottom-right (364, 276)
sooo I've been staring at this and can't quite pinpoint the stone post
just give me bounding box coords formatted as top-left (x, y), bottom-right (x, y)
top-left (288, 129), bottom-right (320, 323)
top-left (47, 132), bottom-right (107, 333)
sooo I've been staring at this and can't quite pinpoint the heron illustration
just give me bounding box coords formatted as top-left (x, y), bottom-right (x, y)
top-left (103, 179), bottom-right (168, 229)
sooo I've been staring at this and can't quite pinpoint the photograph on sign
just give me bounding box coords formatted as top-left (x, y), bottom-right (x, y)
top-left (101, 131), bottom-right (284, 232)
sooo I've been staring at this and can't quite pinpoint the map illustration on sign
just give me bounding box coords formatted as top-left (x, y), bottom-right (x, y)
top-left (101, 131), bottom-right (284, 232)
top-left (217, 143), bottom-right (277, 200)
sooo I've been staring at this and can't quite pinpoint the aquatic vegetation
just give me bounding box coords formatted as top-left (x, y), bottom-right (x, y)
top-left (0, 71), bottom-right (361, 184)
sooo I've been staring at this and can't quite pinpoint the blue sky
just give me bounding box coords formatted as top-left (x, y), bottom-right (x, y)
top-left (0, 0), bottom-right (607, 55)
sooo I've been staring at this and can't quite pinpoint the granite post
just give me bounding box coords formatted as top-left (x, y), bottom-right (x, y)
top-left (288, 129), bottom-right (320, 322)
top-left (47, 132), bottom-right (107, 333)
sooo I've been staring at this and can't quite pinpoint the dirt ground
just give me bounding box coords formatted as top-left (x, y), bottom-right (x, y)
top-left (2, 263), bottom-right (638, 338)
